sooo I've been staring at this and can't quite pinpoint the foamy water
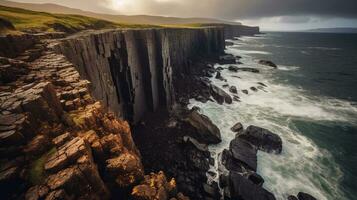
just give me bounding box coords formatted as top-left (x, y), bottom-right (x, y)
top-left (189, 36), bottom-right (357, 200)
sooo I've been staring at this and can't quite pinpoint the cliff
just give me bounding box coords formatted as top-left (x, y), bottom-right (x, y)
top-left (0, 24), bottom-right (259, 200)
top-left (53, 28), bottom-right (225, 123)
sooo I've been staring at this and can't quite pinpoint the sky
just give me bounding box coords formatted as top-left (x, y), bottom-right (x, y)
top-left (9, 0), bottom-right (357, 31)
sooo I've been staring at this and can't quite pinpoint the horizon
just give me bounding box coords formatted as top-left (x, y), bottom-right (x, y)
top-left (3, 0), bottom-right (357, 31)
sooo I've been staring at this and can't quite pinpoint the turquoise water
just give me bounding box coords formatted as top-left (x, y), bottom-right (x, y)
top-left (190, 32), bottom-right (357, 200)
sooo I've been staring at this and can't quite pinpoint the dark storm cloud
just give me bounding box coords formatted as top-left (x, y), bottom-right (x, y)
top-left (137, 0), bottom-right (357, 20)
top-left (11, 0), bottom-right (357, 20)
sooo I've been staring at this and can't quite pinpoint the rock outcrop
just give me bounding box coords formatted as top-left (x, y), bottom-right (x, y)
top-left (0, 37), bottom-right (144, 199)
top-left (220, 124), bottom-right (282, 200)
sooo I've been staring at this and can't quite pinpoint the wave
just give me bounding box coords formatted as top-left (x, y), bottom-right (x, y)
top-left (189, 42), bottom-right (355, 200)
top-left (307, 47), bottom-right (342, 51)
top-left (278, 65), bottom-right (300, 71)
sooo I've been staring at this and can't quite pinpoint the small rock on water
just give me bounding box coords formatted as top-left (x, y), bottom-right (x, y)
top-left (231, 122), bottom-right (243, 133)
top-left (259, 60), bottom-right (278, 68)
top-left (229, 86), bottom-right (238, 94)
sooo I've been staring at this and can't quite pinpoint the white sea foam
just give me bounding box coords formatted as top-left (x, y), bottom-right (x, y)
top-left (307, 47), bottom-right (342, 51)
top-left (278, 65), bottom-right (300, 71)
top-left (189, 40), bottom-right (356, 200)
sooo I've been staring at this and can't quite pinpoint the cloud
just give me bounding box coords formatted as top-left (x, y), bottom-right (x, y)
top-left (100, 0), bottom-right (357, 20)
top-left (11, 0), bottom-right (357, 21)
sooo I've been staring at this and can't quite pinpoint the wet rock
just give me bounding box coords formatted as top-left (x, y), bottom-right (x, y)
top-left (228, 66), bottom-right (239, 72)
top-left (225, 41), bottom-right (234, 46)
top-left (259, 60), bottom-right (277, 68)
top-left (238, 125), bottom-right (282, 154)
top-left (184, 109), bottom-right (221, 144)
top-left (248, 172), bottom-right (264, 187)
top-left (229, 137), bottom-right (257, 171)
top-left (250, 87), bottom-right (258, 92)
top-left (229, 86), bottom-right (238, 94)
top-left (239, 67), bottom-right (260, 73)
top-left (183, 136), bottom-right (208, 152)
top-left (233, 95), bottom-right (240, 102)
top-left (226, 171), bottom-right (276, 200)
top-left (202, 182), bottom-right (220, 199)
top-left (288, 196), bottom-right (299, 200)
top-left (242, 90), bottom-right (249, 95)
top-left (231, 122), bottom-right (243, 133)
top-left (216, 66), bottom-right (224, 71)
top-left (210, 84), bottom-right (232, 104)
top-left (215, 71), bottom-right (225, 81)
top-left (219, 54), bottom-right (236, 65)
top-left (257, 82), bottom-right (267, 87)
top-left (297, 192), bottom-right (317, 200)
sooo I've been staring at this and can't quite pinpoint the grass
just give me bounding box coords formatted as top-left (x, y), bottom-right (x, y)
top-left (28, 147), bottom-right (57, 185)
top-left (0, 5), bottom-right (228, 35)
top-left (0, 5), bottom-right (160, 34)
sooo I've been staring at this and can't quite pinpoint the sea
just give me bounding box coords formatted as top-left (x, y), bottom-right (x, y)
top-left (189, 32), bottom-right (357, 200)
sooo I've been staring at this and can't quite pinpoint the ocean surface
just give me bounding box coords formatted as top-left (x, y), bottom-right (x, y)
top-left (189, 32), bottom-right (357, 200)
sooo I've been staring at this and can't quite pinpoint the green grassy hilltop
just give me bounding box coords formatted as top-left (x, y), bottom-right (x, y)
top-left (0, 5), bottom-right (159, 34)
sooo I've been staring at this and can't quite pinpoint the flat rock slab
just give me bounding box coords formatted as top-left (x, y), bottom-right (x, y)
top-left (239, 125), bottom-right (282, 154)
top-left (229, 137), bottom-right (257, 171)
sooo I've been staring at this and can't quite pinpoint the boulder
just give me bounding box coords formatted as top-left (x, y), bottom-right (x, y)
top-left (221, 149), bottom-right (244, 172)
top-left (297, 192), bottom-right (317, 200)
top-left (229, 86), bottom-right (238, 94)
top-left (229, 137), bottom-right (257, 171)
top-left (288, 196), bottom-right (299, 200)
top-left (210, 84), bottom-right (232, 104)
top-left (231, 122), bottom-right (243, 133)
top-left (226, 172), bottom-right (276, 200)
top-left (202, 182), bottom-right (220, 199)
top-left (183, 136), bottom-right (208, 152)
top-left (228, 66), bottom-right (239, 72)
top-left (259, 60), bottom-right (277, 68)
top-left (233, 95), bottom-right (240, 102)
top-left (242, 90), bottom-right (249, 95)
top-left (184, 109), bottom-right (221, 144)
top-left (215, 71), bottom-right (225, 81)
top-left (250, 87), bottom-right (258, 92)
top-left (219, 54), bottom-right (236, 65)
top-left (248, 172), bottom-right (264, 187)
top-left (225, 41), bottom-right (234, 46)
top-left (238, 67), bottom-right (260, 73)
top-left (257, 82), bottom-right (267, 87)
top-left (239, 125), bottom-right (282, 153)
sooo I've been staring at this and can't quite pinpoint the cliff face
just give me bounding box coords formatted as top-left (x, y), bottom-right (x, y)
top-left (53, 28), bottom-right (225, 123)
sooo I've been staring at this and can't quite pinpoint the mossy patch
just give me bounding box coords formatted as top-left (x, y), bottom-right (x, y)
top-left (28, 147), bottom-right (56, 185)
